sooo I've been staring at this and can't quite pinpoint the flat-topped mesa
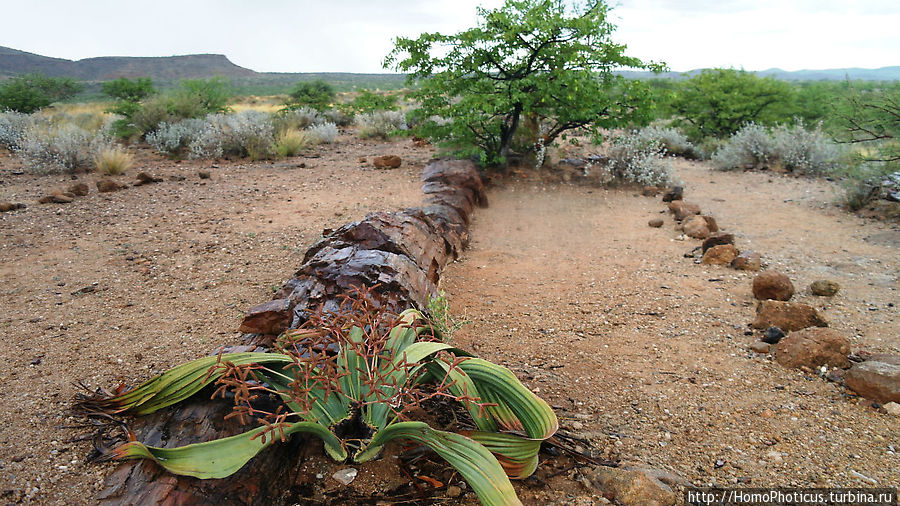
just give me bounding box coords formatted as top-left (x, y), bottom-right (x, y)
top-left (97, 158), bottom-right (487, 505)
top-left (239, 158), bottom-right (487, 342)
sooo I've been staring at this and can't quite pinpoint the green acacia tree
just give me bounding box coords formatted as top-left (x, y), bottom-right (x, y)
top-left (384, 0), bottom-right (663, 166)
top-left (670, 68), bottom-right (794, 141)
top-left (0, 73), bottom-right (83, 113)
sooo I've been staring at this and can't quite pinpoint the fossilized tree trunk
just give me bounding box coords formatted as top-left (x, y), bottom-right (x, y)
top-left (96, 159), bottom-right (487, 505)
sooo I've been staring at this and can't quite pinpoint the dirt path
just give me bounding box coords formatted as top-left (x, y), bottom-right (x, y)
top-left (442, 160), bottom-right (898, 503)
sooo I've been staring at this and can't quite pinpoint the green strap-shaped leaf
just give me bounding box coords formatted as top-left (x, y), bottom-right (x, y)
top-left (463, 431), bottom-right (540, 479)
top-left (355, 421), bottom-right (521, 506)
top-left (424, 360), bottom-right (498, 433)
top-left (458, 358), bottom-right (558, 440)
top-left (85, 353), bottom-right (294, 416)
top-left (110, 420), bottom-right (347, 479)
top-left (364, 341), bottom-right (462, 429)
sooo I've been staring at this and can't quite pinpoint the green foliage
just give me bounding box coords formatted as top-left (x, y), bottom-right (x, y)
top-left (79, 287), bottom-right (557, 505)
top-left (101, 77), bottom-right (156, 103)
top-left (284, 79), bottom-right (335, 112)
top-left (426, 290), bottom-right (468, 340)
top-left (669, 69), bottom-right (794, 141)
top-left (110, 77), bottom-right (232, 138)
top-left (834, 82), bottom-right (899, 168)
top-left (0, 73), bottom-right (83, 113)
top-left (385, 0), bottom-right (664, 166)
top-left (345, 89), bottom-right (399, 115)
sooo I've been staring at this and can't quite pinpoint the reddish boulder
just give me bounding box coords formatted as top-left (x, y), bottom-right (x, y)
top-left (731, 251), bottom-right (762, 271)
top-left (702, 232), bottom-right (734, 253)
top-left (68, 182), bottom-right (89, 196)
top-left (701, 244), bottom-right (739, 265)
top-left (752, 271), bottom-right (795, 301)
top-left (648, 218), bottom-right (664, 228)
top-left (809, 280), bottom-right (840, 297)
top-left (238, 298), bottom-right (292, 335)
top-left (682, 215), bottom-right (710, 239)
top-left (774, 328), bottom-right (851, 369)
top-left (844, 360), bottom-right (900, 403)
top-left (668, 201), bottom-right (701, 221)
top-left (97, 179), bottom-right (125, 193)
top-left (373, 155), bottom-right (402, 169)
top-left (662, 186), bottom-right (683, 202)
top-left (751, 300), bottom-right (828, 331)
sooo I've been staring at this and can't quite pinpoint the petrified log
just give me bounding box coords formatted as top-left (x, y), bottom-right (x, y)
top-left (96, 158), bottom-right (487, 505)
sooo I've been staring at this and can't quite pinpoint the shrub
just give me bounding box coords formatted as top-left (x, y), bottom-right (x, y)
top-left (711, 123), bottom-right (774, 171)
top-left (273, 107), bottom-right (321, 134)
top-left (356, 110), bottom-right (407, 139)
top-left (146, 119), bottom-right (208, 157)
top-left (629, 125), bottom-right (700, 159)
top-left (606, 131), bottom-right (673, 186)
top-left (0, 74), bottom-right (83, 113)
top-left (305, 121), bottom-right (338, 144)
top-left (0, 111), bottom-right (39, 150)
top-left (275, 129), bottom-right (311, 157)
top-left (321, 108), bottom-right (354, 127)
top-left (101, 77), bottom-right (156, 103)
top-left (15, 123), bottom-right (110, 174)
top-left (93, 146), bottom-right (134, 175)
top-left (772, 121), bottom-right (841, 175)
top-left (347, 90), bottom-right (399, 115)
top-left (188, 111), bottom-right (275, 160)
top-left (284, 79), bottom-right (334, 111)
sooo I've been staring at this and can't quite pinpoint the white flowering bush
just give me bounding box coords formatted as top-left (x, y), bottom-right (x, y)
top-left (711, 123), bottom-right (774, 171)
top-left (148, 111), bottom-right (275, 160)
top-left (606, 131), bottom-right (673, 186)
top-left (772, 122), bottom-right (842, 175)
top-left (356, 110), bottom-right (407, 139)
top-left (15, 123), bottom-right (111, 174)
top-left (0, 111), bottom-right (39, 150)
top-left (322, 108), bottom-right (353, 127)
top-left (274, 107), bottom-right (322, 134)
top-left (632, 125), bottom-right (700, 159)
top-left (146, 119), bottom-right (208, 157)
top-left (305, 121), bottom-right (338, 144)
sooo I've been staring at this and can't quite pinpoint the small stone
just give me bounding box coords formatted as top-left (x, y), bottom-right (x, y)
top-left (571, 421), bottom-right (585, 430)
top-left (701, 232), bottom-right (734, 253)
top-left (96, 179), bottom-right (124, 193)
top-left (0, 201), bottom-right (26, 212)
top-left (731, 251), bottom-right (762, 271)
top-left (373, 155), bottom-right (402, 169)
top-left (760, 409), bottom-right (775, 418)
top-left (198, 171), bottom-right (211, 179)
top-left (642, 186), bottom-right (660, 197)
top-left (750, 341), bottom-right (770, 354)
top-left (884, 402), bottom-right (900, 416)
top-left (68, 182), bottom-right (89, 196)
top-left (809, 280), bottom-right (840, 297)
top-left (358, 157), bottom-right (367, 163)
top-left (332, 468), bottom-right (358, 485)
top-left (681, 215), bottom-right (710, 239)
top-left (134, 172), bottom-right (163, 186)
top-left (668, 201), bottom-right (701, 221)
top-left (662, 186), bottom-right (683, 202)
top-left (648, 218), bottom-right (664, 228)
top-left (762, 326), bottom-right (786, 344)
top-left (752, 271), bottom-right (795, 301)
top-left (588, 467), bottom-right (676, 506)
top-left (701, 244), bottom-right (739, 265)
top-left (446, 485), bottom-right (462, 498)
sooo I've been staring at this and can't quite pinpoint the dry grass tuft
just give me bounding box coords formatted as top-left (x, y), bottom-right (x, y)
top-left (93, 146), bottom-right (134, 175)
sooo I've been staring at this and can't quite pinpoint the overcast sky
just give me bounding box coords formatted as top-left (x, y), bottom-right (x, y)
top-left (2, 0), bottom-right (897, 73)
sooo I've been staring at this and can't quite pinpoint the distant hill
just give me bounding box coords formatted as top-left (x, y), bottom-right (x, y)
top-left (617, 66), bottom-right (900, 81)
top-left (1, 45), bottom-right (897, 93)
top-left (0, 46), bottom-right (256, 81)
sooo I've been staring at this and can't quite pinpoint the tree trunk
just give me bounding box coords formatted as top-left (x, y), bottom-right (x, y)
top-left (95, 159), bottom-right (487, 505)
